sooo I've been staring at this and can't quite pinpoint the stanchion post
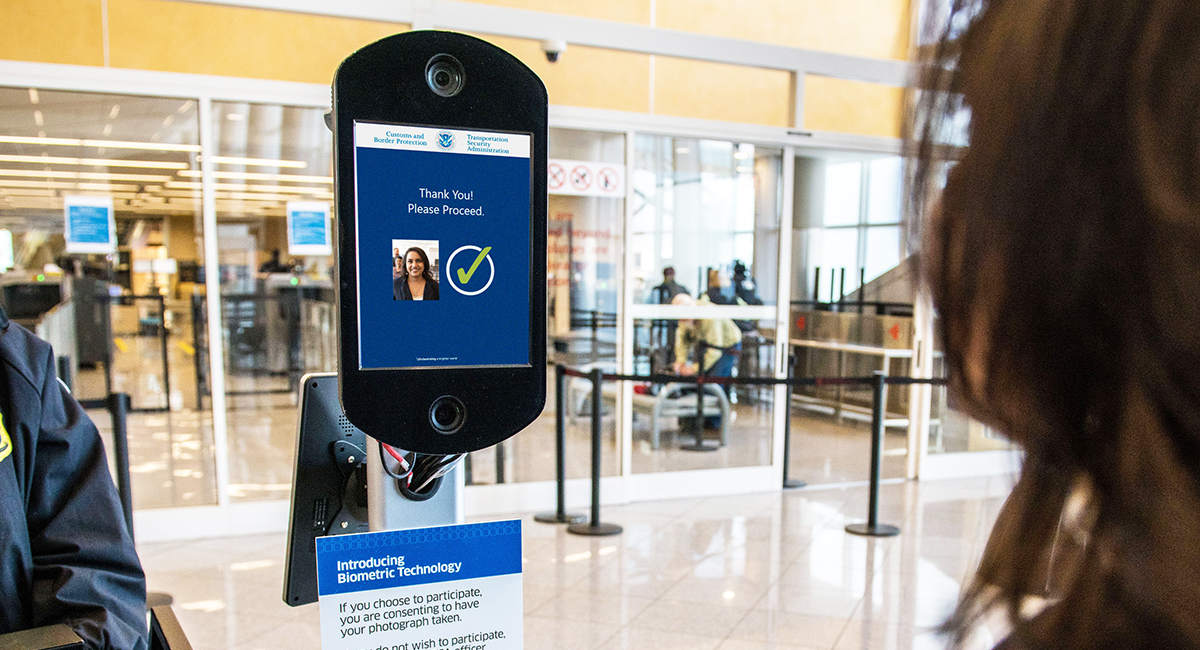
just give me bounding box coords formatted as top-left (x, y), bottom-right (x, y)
top-left (107, 393), bottom-right (134, 539)
top-left (157, 295), bottom-right (171, 411)
top-left (535, 364), bottom-right (585, 524)
top-left (568, 368), bottom-right (622, 536)
top-left (846, 372), bottom-right (900, 537)
top-left (680, 341), bottom-right (718, 452)
top-left (782, 351), bottom-right (806, 489)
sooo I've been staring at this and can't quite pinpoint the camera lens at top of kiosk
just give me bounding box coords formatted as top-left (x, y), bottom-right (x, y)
top-left (425, 55), bottom-right (465, 97)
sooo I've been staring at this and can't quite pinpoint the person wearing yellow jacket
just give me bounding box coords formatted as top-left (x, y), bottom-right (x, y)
top-left (671, 293), bottom-right (741, 429)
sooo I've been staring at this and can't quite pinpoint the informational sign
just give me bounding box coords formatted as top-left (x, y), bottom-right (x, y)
top-left (63, 195), bottom-right (116, 254)
top-left (547, 159), bottom-right (624, 197)
top-left (353, 122), bottom-right (531, 370)
top-left (316, 520), bottom-right (522, 650)
top-left (288, 201), bottom-right (334, 256)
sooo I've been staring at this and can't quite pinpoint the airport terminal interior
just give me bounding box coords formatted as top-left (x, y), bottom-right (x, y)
top-left (0, 1), bottom-right (1018, 648)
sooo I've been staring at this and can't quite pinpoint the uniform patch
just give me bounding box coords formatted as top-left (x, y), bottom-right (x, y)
top-left (0, 415), bottom-right (10, 463)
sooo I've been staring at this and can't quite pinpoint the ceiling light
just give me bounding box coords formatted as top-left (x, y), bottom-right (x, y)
top-left (219, 192), bottom-right (299, 202)
top-left (177, 170), bottom-right (332, 184)
top-left (733, 151), bottom-right (750, 160)
top-left (28, 88), bottom-right (38, 105)
top-left (109, 105), bottom-right (120, 120)
top-left (78, 172), bottom-right (172, 182)
top-left (162, 115), bottom-right (174, 128)
top-left (33, 110), bottom-right (43, 127)
top-left (102, 124), bottom-right (113, 136)
top-left (177, 101), bottom-right (193, 114)
top-left (76, 183), bottom-right (139, 192)
top-left (165, 180), bottom-right (328, 195)
top-left (226, 113), bottom-right (246, 121)
top-left (208, 156), bottom-right (307, 169)
top-left (0, 135), bottom-right (199, 152)
top-left (0, 154), bottom-right (188, 169)
top-left (0, 169), bottom-right (78, 179)
top-left (675, 147), bottom-right (690, 154)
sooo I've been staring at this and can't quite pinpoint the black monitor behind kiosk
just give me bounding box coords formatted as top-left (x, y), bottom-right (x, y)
top-left (282, 373), bottom-right (370, 607)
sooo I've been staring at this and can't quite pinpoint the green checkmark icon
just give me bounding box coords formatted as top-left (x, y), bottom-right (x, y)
top-left (457, 246), bottom-right (492, 284)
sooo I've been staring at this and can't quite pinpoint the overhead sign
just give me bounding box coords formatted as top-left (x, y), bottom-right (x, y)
top-left (63, 195), bottom-right (116, 254)
top-left (288, 201), bottom-right (333, 256)
top-left (547, 159), bottom-right (624, 197)
top-left (315, 520), bottom-right (523, 650)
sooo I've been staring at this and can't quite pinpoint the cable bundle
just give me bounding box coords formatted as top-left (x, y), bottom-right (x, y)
top-left (378, 441), bottom-right (463, 494)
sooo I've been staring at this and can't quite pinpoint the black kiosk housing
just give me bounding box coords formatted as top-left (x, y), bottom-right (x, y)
top-left (332, 32), bottom-right (548, 454)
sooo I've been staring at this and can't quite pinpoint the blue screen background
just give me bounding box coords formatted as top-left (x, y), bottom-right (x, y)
top-left (355, 145), bottom-right (531, 369)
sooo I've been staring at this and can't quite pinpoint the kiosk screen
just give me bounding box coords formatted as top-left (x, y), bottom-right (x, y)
top-left (353, 122), bottom-right (532, 370)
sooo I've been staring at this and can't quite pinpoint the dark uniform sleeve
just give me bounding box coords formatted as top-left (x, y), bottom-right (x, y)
top-left (23, 349), bottom-right (148, 650)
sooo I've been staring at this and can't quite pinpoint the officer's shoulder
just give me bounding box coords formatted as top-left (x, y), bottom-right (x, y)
top-left (0, 306), bottom-right (50, 394)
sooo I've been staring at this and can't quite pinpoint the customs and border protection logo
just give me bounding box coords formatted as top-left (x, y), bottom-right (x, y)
top-left (0, 414), bottom-right (10, 463)
top-left (437, 131), bottom-right (455, 150)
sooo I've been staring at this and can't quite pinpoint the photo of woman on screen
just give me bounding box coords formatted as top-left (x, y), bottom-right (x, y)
top-left (393, 246), bottom-right (439, 301)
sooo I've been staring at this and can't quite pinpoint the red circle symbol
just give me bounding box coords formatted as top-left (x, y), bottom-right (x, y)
top-left (597, 167), bottom-right (620, 193)
top-left (548, 163), bottom-right (565, 190)
top-left (570, 166), bottom-right (591, 191)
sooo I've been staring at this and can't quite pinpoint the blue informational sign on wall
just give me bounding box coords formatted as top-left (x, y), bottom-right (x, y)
top-left (63, 195), bottom-right (116, 254)
top-left (353, 123), bottom-right (532, 370)
top-left (315, 520), bottom-right (523, 650)
top-left (288, 201), bottom-right (333, 256)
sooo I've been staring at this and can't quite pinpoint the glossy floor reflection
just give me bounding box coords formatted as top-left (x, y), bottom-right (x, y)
top-left (140, 475), bottom-right (1014, 650)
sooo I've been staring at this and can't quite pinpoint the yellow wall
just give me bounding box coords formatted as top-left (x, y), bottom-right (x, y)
top-left (468, 0), bottom-right (651, 24)
top-left (0, 0), bottom-right (105, 66)
top-left (0, 0), bottom-right (908, 138)
top-left (472, 34), bottom-right (651, 114)
top-left (802, 76), bottom-right (904, 139)
top-left (654, 58), bottom-right (791, 127)
top-left (107, 0), bottom-right (405, 84)
top-left (657, 0), bottom-right (912, 60)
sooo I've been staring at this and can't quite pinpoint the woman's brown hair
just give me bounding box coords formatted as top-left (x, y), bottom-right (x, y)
top-left (911, 1), bottom-right (1200, 648)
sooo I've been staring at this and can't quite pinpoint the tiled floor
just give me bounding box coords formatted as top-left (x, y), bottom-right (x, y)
top-left (140, 474), bottom-right (1014, 650)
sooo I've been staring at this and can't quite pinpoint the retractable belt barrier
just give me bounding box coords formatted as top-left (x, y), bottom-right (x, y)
top-left (539, 363), bottom-right (948, 539)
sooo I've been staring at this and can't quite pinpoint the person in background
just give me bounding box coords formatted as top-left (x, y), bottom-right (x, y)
top-left (0, 304), bottom-right (148, 649)
top-left (258, 249), bottom-right (290, 274)
top-left (913, 1), bottom-right (1200, 648)
top-left (650, 266), bottom-right (688, 304)
top-left (672, 292), bottom-right (741, 429)
top-left (732, 260), bottom-right (763, 306)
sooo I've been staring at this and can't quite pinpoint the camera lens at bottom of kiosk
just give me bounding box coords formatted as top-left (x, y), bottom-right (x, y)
top-left (429, 396), bottom-right (465, 433)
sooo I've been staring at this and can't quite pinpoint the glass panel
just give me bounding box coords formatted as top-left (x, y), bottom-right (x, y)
top-left (864, 225), bottom-right (901, 283)
top-left (476, 128), bottom-right (626, 484)
top-left (926, 315), bottom-right (1015, 455)
top-left (788, 153), bottom-right (915, 485)
top-left (629, 134), bottom-right (782, 474)
top-left (211, 101), bottom-right (334, 502)
top-left (631, 135), bottom-right (781, 306)
top-left (823, 161), bottom-right (862, 227)
top-left (0, 86), bottom-right (215, 507)
top-left (866, 157), bottom-right (902, 224)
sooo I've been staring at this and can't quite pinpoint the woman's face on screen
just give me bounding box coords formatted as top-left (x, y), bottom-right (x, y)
top-left (405, 251), bottom-right (425, 278)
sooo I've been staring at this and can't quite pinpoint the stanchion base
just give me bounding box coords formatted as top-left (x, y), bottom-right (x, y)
top-left (534, 511), bottom-right (587, 524)
top-left (567, 522), bottom-right (623, 536)
top-left (845, 523), bottom-right (900, 537)
top-left (146, 592), bottom-right (174, 608)
top-left (783, 478), bottom-right (807, 489)
top-left (679, 442), bottom-right (720, 452)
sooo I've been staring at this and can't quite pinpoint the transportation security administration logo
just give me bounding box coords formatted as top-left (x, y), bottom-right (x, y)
top-left (437, 131), bottom-right (455, 151)
top-left (0, 414), bottom-right (10, 463)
